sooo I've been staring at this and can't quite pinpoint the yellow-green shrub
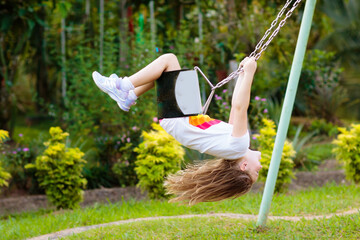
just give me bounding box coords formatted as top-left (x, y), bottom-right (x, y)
top-left (333, 124), bottom-right (360, 183)
top-left (0, 130), bottom-right (11, 191)
top-left (254, 119), bottom-right (295, 192)
top-left (26, 127), bottom-right (87, 209)
top-left (135, 123), bottom-right (184, 199)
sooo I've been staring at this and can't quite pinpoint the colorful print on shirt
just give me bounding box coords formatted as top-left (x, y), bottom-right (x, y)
top-left (189, 114), bottom-right (221, 130)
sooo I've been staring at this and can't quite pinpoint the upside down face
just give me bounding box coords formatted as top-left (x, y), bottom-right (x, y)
top-left (239, 149), bottom-right (262, 182)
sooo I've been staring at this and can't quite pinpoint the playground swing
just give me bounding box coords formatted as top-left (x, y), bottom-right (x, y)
top-left (157, 0), bottom-right (302, 119)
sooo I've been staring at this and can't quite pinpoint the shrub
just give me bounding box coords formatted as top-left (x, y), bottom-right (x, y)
top-left (134, 123), bottom-right (184, 199)
top-left (332, 124), bottom-right (360, 183)
top-left (26, 127), bottom-right (87, 209)
top-left (90, 128), bottom-right (141, 188)
top-left (249, 96), bottom-right (270, 131)
top-left (0, 130), bottom-right (11, 191)
top-left (213, 89), bottom-right (231, 121)
top-left (291, 125), bottom-right (318, 171)
top-left (309, 119), bottom-right (339, 137)
top-left (82, 165), bottom-right (118, 189)
top-left (254, 119), bottom-right (295, 192)
top-left (1, 132), bottom-right (46, 194)
top-left (112, 143), bottom-right (138, 187)
top-left (299, 50), bottom-right (346, 123)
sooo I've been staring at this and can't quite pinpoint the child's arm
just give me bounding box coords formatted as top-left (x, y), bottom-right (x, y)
top-left (229, 57), bottom-right (257, 137)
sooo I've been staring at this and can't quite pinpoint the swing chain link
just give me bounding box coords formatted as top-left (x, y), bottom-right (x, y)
top-left (212, 0), bottom-right (302, 91)
top-left (200, 0), bottom-right (303, 114)
top-left (252, 0), bottom-right (302, 61)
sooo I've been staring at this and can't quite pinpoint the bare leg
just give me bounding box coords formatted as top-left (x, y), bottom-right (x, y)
top-left (134, 82), bottom-right (154, 97)
top-left (129, 53), bottom-right (181, 88)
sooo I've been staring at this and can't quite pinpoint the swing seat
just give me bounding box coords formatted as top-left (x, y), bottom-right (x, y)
top-left (156, 69), bottom-right (202, 119)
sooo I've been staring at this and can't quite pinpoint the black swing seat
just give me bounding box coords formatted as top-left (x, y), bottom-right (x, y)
top-left (156, 69), bottom-right (202, 119)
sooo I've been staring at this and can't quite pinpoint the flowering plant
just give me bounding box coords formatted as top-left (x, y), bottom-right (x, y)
top-left (249, 96), bottom-right (270, 131)
top-left (93, 126), bottom-right (142, 188)
top-left (1, 132), bottom-right (38, 191)
top-left (213, 89), bottom-right (231, 120)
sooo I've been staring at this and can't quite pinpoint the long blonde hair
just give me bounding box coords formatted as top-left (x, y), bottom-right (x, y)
top-left (164, 158), bottom-right (254, 205)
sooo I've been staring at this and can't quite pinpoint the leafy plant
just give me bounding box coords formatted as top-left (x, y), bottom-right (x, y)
top-left (332, 124), bottom-right (360, 183)
top-left (134, 123), bottom-right (184, 199)
top-left (0, 130), bottom-right (9, 143)
top-left (213, 89), bottom-right (231, 120)
top-left (254, 119), bottom-right (295, 192)
top-left (0, 131), bottom-right (46, 194)
top-left (249, 96), bottom-right (270, 131)
top-left (309, 119), bottom-right (339, 137)
top-left (0, 130), bottom-right (11, 191)
top-left (291, 125), bottom-right (318, 171)
top-left (299, 50), bottom-right (346, 123)
top-left (264, 97), bottom-right (283, 127)
top-left (26, 127), bottom-right (87, 209)
top-left (112, 143), bottom-right (139, 187)
top-left (82, 165), bottom-right (118, 190)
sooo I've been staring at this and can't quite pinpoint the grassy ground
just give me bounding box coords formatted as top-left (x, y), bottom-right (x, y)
top-left (1, 183), bottom-right (359, 240)
top-left (63, 214), bottom-right (360, 239)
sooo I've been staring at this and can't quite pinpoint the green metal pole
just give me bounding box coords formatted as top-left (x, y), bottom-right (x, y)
top-left (257, 0), bottom-right (317, 226)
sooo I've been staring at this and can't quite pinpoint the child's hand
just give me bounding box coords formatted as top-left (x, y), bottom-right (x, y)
top-left (240, 57), bottom-right (257, 75)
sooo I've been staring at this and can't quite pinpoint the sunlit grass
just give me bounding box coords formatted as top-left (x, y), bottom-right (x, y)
top-left (63, 213), bottom-right (360, 240)
top-left (1, 183), bottom-right (359, 240)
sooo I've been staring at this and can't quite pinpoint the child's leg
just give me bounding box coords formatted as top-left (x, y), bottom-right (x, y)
top-left (92, 53), bottom-right (181, 111)
top-left (134, 82), bottom-right (154, 97)
top-left (129, 53), bottom-right (181, 88)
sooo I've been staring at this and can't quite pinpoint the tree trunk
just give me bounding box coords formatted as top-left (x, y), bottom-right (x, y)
top-left (149, 1), bottom-right (156, 57)
top-left (35, 6), bottom-right (49, 111)
top-left (99, 0), bottom-right (104, 72)
top-left (226, 0), bottom-right (238, 31)
top-left (119, 0), bottom-right (128, 69)
top-left (84, 0), bottom-right (94, 42)
top-left (61, 18), bottom-right (66, 99)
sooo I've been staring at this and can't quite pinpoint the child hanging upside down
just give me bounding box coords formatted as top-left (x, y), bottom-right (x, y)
top-left (92, 53), bottom-right (262, 205)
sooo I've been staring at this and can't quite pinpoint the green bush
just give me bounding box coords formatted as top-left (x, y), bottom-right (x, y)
top-left (0, 130), bottom-right (11, 191)
top-left (112, 143), bottom-right (138, 187)
top-left (254, 119), bottom-right (295, 192)
top-left (333, 124), bottom-right (360, 183)
top-left (0, 130), bottom-right (46, 194)
top-left (309, 119), bottom-right (339, 137)
top-left (89, 128), bottom-right (141, 188)
top-left (291, 125), bottom-right (318, 171)
top-left (249, 96), bottom-right (270, 131)
top-left (298, 50), bottom-right (346, 122)
top-left (26, 127), bottom-right (87, 209)
top-left (134, 123), bottom-right (184, 199)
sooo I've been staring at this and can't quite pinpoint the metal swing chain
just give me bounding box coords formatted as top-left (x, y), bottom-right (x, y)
top-left (200, 0), bottom-right (303, 114)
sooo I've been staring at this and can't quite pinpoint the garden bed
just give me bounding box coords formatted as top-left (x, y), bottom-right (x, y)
top-left (0, 160), bottom-right (347, 217)
top-left (0, 186), bottom-right (147, 216)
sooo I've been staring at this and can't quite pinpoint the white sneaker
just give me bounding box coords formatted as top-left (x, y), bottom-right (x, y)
top-left (92, 71), bottom-right (127, 102)
top-left (109, 73), bottom-right (119, 79)
top-left (108, 73), bottom-right (131, 112)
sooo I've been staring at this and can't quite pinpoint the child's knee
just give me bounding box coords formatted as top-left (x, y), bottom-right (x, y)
top-left (162, 53), bottom-right (178, 63)
top-left (162, 53), bottom-right (180, 71)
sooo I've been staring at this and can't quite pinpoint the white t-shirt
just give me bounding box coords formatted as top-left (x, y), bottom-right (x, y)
top-left (160, 115), bottom-right (249, 160)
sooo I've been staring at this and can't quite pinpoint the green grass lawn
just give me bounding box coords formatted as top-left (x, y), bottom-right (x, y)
top-left (1, 183), bottom-right (359, 240)
top-left (63, 214), bottom-right (360, 239)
